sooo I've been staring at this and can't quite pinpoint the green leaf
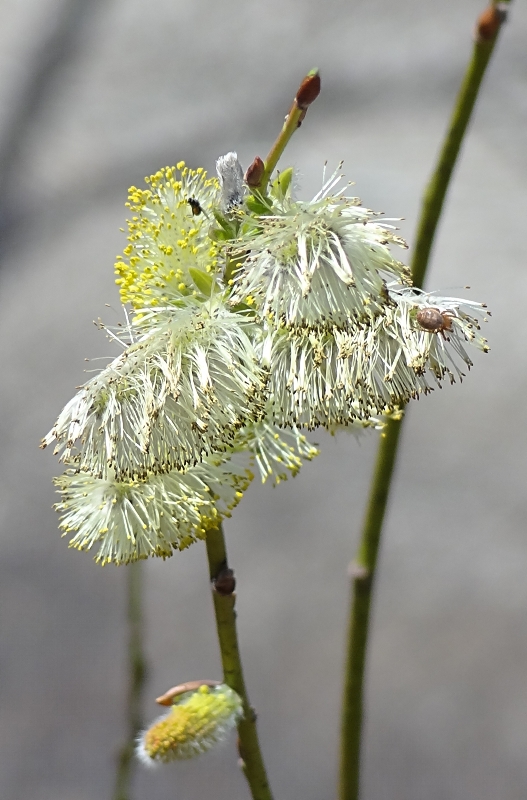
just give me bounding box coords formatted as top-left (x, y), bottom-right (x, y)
top-left (271, 167), bottom-right (293, 201)
top-left (224, 255), bottom-right (247, 284)
top-left (209, 227), bottom-right (232, 242)
top-left (212, 210), bottom-right (238, 237)
top-left (246, 195), bottom-right (270, 216)
top-left (230, 302), bottom-right (257, 317)
top-left (188, 268), bottom-right (217, 296)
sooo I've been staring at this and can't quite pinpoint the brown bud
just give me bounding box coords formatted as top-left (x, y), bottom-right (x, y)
top-left (156, 679), bottom-right (221, 706)
top-left (213, 567), bottom-right (236, 596)
top-left (245, 156), bottom-right (265, 188)
top-left (476, 6), bottom-right (506, 42)
top-left (295, 70), bottom-right (321, 110)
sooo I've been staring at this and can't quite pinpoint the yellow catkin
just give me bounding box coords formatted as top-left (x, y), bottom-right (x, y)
top-left (140, 684), bottom-right (243, 762)
top-left (114, 164), bottom-right (220, 307)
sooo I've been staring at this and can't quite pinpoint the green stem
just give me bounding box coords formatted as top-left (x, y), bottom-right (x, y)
top-left (260, 103), bottom-right (304, 191)
top-left (205, 524), bottom-right (273, 800)
top-left (113, 562), bottom-right (147, 800)
top-left (339, 12), bottom-right (507, 800)
top-left (340, 418), bottom-right (402, 800)
top-left (412, 23), bottom-right (505, 288)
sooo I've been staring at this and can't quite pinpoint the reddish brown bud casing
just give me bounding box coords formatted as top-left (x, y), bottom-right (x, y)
top-left (156, 679), bottom-right (221, 706)
top-left (245, 156), bottom-right (265, 188)
top-left (476, 6), bottom-right (506, 42)
top-left (213, 567), bottom-right (236, 596)
top-left (295, 71), bottom-right (321, 110)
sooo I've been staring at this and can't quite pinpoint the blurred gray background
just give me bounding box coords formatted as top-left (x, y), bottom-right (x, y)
top-left (1, 1), bottom-right (526, 799)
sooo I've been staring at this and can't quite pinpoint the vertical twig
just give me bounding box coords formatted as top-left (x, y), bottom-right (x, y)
top-left (339, 7), bottom-right (509, 800)
top-left (340, 417), bottom-right (403, 799)
top-left (205, 524), bottom-right (273, 800)
top-left (112, 562), bottom-right (147, 800)
top-left (411, 4), bottom-right (509, 288)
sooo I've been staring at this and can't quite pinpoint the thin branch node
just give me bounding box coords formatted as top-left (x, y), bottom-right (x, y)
top-left (348, 560), bottom-right (371, 583)
top-left (213, 567), bottom-right (236, 596)
top-left (476, 5), bottom-right (505, 42)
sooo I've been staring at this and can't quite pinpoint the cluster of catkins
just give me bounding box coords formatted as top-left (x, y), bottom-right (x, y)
top-left (42, 153), bottom-right (489, 565)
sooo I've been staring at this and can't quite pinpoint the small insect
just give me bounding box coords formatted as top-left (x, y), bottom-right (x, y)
top-left (416, 307), bottom-right (454, 338)
top-left (187, 197), bottom-right (203, 216)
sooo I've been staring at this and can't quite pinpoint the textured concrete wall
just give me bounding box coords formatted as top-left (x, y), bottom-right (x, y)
top-left (0, 2), bottom-right (526, 799)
